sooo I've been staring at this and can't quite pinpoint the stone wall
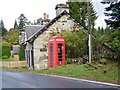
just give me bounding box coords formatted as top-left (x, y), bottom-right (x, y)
top-left (0, 61), bottom-right (27, 68)
top-left (33, 14), bottom-right (81, 70)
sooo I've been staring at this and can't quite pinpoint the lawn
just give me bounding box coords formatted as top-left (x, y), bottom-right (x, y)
top-left (2, 61), bottom-right (119, 84)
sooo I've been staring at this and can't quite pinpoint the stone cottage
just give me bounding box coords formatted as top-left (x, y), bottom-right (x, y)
top-left (21, 4), bottom-right (87, 70)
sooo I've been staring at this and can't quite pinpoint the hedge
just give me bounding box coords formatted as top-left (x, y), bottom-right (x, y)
top-left (0, 46), bottom-right (1, 58)
top-left (19, 45), bottom-right (25, 61)
top-left (1, 45), bottom-right (11, 58)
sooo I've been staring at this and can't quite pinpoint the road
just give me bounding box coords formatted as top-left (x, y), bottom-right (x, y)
top-left (0, 70), bottom-right (120, 89)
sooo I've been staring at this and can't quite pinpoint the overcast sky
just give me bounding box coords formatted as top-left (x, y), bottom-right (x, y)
top-left (0, 0), bottom-right (108, 30)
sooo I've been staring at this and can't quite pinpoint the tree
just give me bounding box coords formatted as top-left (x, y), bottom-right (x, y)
top-left (33, 18), bottom-right (43, 25)
top-left (19, 44), bottom-right (25, 61)
top-left (101, 1), bottom-right (120, 29)
top-left (67, 1), bottom-right (98, 29)
top-left (14, 20), bottom-right (18, 29)
top-left (108, 28), bottom-right (120, 52)
top-left (101, 1), bottom-right (120, 53)
top-left (18, 13), bottom-right (28, 31)
top-left (4, 28), bottom-right (19, 47)
top-left (26, 21), bottom-right (33, 25)
top-left (0, 20), bottom-right (7, 36)
top-left (36, 18), bottom-right (43, 25)
top-left (61, 30), bottom-right (88, 60)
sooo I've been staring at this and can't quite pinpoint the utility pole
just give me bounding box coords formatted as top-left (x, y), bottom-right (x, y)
top-left (87, 0), bottom-right (92, 63)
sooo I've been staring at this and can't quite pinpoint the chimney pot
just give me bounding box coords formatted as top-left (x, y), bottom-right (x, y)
top-left (47, 14), bottom-right (49, 19)
top-left (43, 13), bottom-right (47, 20)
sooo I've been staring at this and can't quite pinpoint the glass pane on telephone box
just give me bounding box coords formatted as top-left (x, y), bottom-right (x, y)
top-left (58, 44), bottom-right (62, 62)
top-left (50, 43), bottom-right (53, 67)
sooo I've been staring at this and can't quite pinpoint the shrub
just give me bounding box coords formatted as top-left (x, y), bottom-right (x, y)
top-left (66, 58), bottom-right (72, 64)
top-left (2, 45), bottom-right (11, 58)
top-left (0, 46), bottom-right (2, 58)
top-left (19, 45), bottom-right (25, 61)
top-left (61, 30), bottom-right (88, 61)
top-left (99, 58), bottom-right (108, 64)
top-left (2, 55), bottom-right (8, 59)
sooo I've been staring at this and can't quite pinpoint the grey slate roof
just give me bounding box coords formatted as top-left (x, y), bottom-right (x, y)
top-left (25, 25), bottom-right (45, 40)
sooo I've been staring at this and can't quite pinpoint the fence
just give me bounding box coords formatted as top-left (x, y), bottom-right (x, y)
top-left (0, 61), bottom-right (27, 68)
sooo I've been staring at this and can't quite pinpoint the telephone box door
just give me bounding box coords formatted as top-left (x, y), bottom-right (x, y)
top-left (48, 36), bottom-right (66, 69)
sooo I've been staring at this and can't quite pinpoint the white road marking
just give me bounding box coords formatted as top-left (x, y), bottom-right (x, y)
top-left (41, 74), bottom-right (120, 87)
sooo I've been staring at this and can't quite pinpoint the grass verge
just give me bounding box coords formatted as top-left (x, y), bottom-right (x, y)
top-left (2, 61), bottom-right (119, 84)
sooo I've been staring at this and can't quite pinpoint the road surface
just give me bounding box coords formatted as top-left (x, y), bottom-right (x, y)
top-left (0, 70), bottom-right (120, 89)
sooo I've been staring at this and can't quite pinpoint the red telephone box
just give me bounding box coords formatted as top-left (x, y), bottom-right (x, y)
top-left (48, 36), bottom-right (66, 69)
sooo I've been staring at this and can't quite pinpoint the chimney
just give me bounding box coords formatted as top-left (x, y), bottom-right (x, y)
top-left (43, 13), bottom-right (47, 20)
top-left (55, 4), bottom-right (69, 16)
top-left (47, 14), bottom-right (49, 19)
top-left (43, 13), bottom-right (50, 24)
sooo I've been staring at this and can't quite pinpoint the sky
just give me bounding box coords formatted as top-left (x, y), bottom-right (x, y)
top-left (0, 0), bottom-right (108, 30)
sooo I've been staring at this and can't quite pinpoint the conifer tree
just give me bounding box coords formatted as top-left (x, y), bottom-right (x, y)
top-left (0, 19), bottom-right (7, 36)
top-left (67, 1), bottom-right (98, 29)
top-left (14, 20), bottom-right (18, 29)
top-left (18, 13), bottom-right (28, 32)
top-left (101, 1), bottom-right (120, 29)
